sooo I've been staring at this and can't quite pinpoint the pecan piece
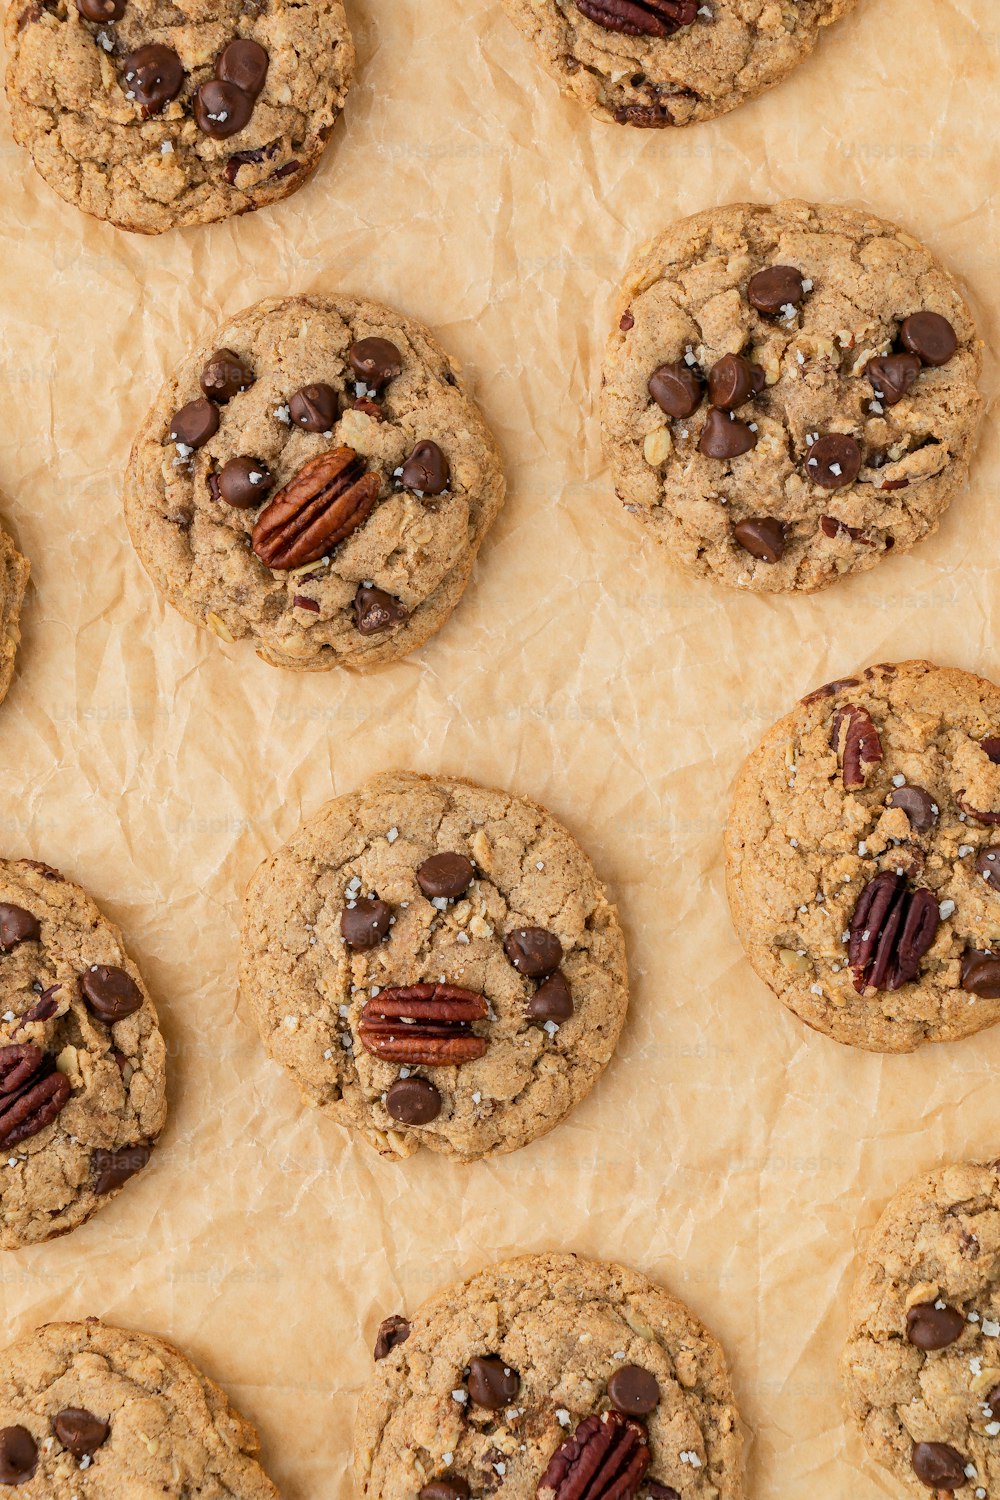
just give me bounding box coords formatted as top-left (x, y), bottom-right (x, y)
top-left (0, 1044), bottom-right (70, 1148)
top-left (358, 983), bottom-right (488, 1066)
top-left (831, 703), bottom-right (883, 790)
top-left (251, 448), bottom-right (381, 571)
top-left (848, 872), bottom-right (939, 993)
top-left (575, 0), bottom-right (696, 35)
top-left (537, 1410), bottom-right (650, 1500)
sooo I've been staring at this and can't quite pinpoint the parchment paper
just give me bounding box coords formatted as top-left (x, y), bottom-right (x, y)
top-left (0, 0), bottom-right (997, 1492)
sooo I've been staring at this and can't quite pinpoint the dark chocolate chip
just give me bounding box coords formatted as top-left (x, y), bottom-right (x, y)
top-left (805, 434), bottom-right (862, 489)
top-left (698, 408), bottom-right (757, 459)
top-left (193, 79), bottom-right (255, 139)
top-left (905, 1301), bottom-right (965, 1351)
top-left (52, 1408), bottom-right (110, 1458)
top-left (647, 360), bottom-right (703, 419)
top-left (900, 311), bottom-right (958, 367)
top-left (215, 37), bottom-right (269, 96)
top-left (867, 353), bottom-right (921, 406)
top-left (503, 926), bottom-right (562, 978)
top-left (982, 737), bottom-right (1000, 764)
top-left (0, 1427), bottom-right (37, 1484)
top-left (417, 853), bottom-right (475, 900)
top-left (349, 338), bottom-right (403, 393)
top-left (747, 264), bottom-right (806, 315)
top-left (340, 898), bottom-right (392, 950)
top-left (706, 353), bottom-right (764, 411)
top-left (77, 0), bottom-right (125, 18)
top-left (121, 44), bottom-right (185, 117)
top-left (467, 1356), bottom-right (520, 1409)
top-left (608, 1363), bottom-right (660, 1416)
top-left (354, 585), bottom-right (408, 636)
top-left (289, 383), bottom-right (338, 433)
top-left (887, 785), bottom-right (938, 833)
top-left (200, 348), bottom-right (254, 404)
top-left (420, 1481), bottom-right (470, 1500)
top-left (92, 1142), bottom-right (152, 1195)
top-left (976, 846), bottom-right (1000, 890)
top-left (986, 1382), bottom-right (1000, 1419)
top-left (733, 516), bottom-right (785, 563)
top-left (961, 949), bottom-right (1000, 998)
top-left (0, 905), bottom-right (40, 952)
top-left (400, 441), bottom-right (450, 496)
top-left (644, 1486), bottom-right (680, 1500)
top-left (80, 965), bottom-right (144, 1023)
top-left (527, 970), bottom-right (573, 1023)
top-left (169, 398), bottom-right (219, 451)
top-left (385, 1076), bottom-right (440, 1125)
top-left (373, 1315), bottom-right (410, 1361)
top-left (911, 1440), bottom-right (968, 1489)
top-left (217, 456), bottom-right (272, 508)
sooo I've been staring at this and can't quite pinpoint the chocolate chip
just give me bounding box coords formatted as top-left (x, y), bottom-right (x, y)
top-left (354, 585), bottom-right (408, 636)
top-left (647, 360), bottom-right (703, 419)
top-left (733, 516), bottom-right (785, 563)
top-left (900, 311), bottom-right (958, 367)
top-left (80, 965), bottom-right (144, 1022)
top-left (200, 348), bottom-right (254, 404)
top-left (420, 1481), bottom-right (470, 1500)
top-left (961, 949), bottom-right (1000, 997)
top-left (747, 264), bottom-right (806, 315)
top-left (976, 846), bottom-right (1000, 889)
top-left (0, 1426), bottom-right (37, 1484)
top-left (911, 1440), bottom-right (968, 1489)
top-left (698, 408), bottom-right (757, 459)
top-left (527, 970), bottom-right (573, 1023)
top-left (400, 441), bottom-right (450, 496)
top-left (386, 1075), bottom-right (440, 1124)
top-left (215, 38), bottom-right (269, 96)
top-left (986, 1382), bottom-right (1000, 1419)
top-left (806, 434), bottom-right (861, 489)
top-left (121, 44), bottom-right (185, 117)
top-left (77, 0), bottom-right (125, 18)
top-left (417, 853), bottom-right (475, 900)
top-left (169, 398), bottom-right (219, 451)
top-left (467, 1356), bottom-right (520, 1409)
top-left (644, 1486), bottom-right (680, 1500)
top-left (905, 1301), bottom-right (965, 1350)
top-left (503, 926), bottom-right (562, 978)
top-left (193, 79), bottom-right (255, 139)
top-left (706, 353), bottom-right (764, 410)
top-left (373, 1314), bottom-right (410, 1361)
top-left (349, 338), bottom-right (403, 393)
top-left (0, 904), bottom-right (40, 952)
top-left (867, 353), bottom-right (922, 406)
top-left (341, 898), bottom-right (392, 950)
top-left (982, 737), bottom-right (1000, 764)
top-left (289, 383), bottom-right (338, 433)
top-left (52, 1408), bottom-right (110, 1458)
top-left (92, 1142), bottom-right (152, 1195)
top-left (608, 1364), bottom-right (660, 1415)
top-left (887, 785), bottom-right (938, 833)
top-left (217, 456), bottom-right (272, 508)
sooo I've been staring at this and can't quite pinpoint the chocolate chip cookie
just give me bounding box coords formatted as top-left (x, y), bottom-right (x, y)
top-left (724, 659), bottom-right (1000, 1053)
top-left (0, 858), bottom-right (166, 1249)
top-left (240, 771), bottom-right (628, 1160)
top-left (5, 0), bottom-right (353, 234)
top-left (843, 1159), bottom-right (1000, 1499)
top-left (501, 0), bottom-right (858, 126)
top-left (603, 201), bottom-right (982, 592)
top-left (124, 295), bottom-right (506, 671)
top-left (0, 1318), bottom-right (278, 1494)
top-left (0, 518), bottom-right (28, 711)
top-left (355, 1252), bottom-right (745, 1500)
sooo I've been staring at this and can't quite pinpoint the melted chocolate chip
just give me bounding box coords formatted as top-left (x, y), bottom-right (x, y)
top-left (200, 348), bottom-right (254, 404)
top-left (92, 1142), bottom-right (152, 1195)
top-left (349, 338), bottom-right (403, 393)
top-left (527, 970), bottom-right (573, 1023)
top-left (706, 353), bottom-right (764, 411)
top-left (887, 785), bottom-right (938, 833)
top-left (400, 441), bottom-right (450, 496)
top-left (340, 898), bottom-right (392, 950)
top-left (121, 44), bottom-right (184, 117)
top-left (867, 353), bottom-right (921, 406)
top-left (733, 516), bottom-right (785, 563)
top-left (354, 585), bottom-right (408, 636)
top-left (193, 79), bottom-right (255, 139)
top-left (374, 1315), bottom-right (410, 1361)
top-left (420, 1481), bottom-right (470, 1500)
top-left (215, 37), bottom-right (269, 96)
top-left (52, 1409), bottom-right (110, 1458)
top-left (608, 1364), bottom-right (660, 1415)
top-left (911, 1440), bottom-right (968, 1489)
top-left (467, 1356), bottom-right (520, 1409)
top-left (503, 927), bottom-right (562, 978)
top-left (0, 904), bottom-right (40, 952)
top-left (900, 311), bottom-right (958, 367)
top-left (417, 853), bottom-right (475, 900)
top-left (169, 398), bottom-right (219, 451)
top-left (647, 360), bottom-right (702, 419)
top-left (77, 0), bottom-right (125, 18)
top-left (975, 846), bottom-right (1000, 890)
top-left (385, 1075), bottom-right (440, 1124)
top-left (905, 1301), bottom-right (965, 1350)
top-left (806, 434), bottom-right (861, 489)
top-left (289, 384), bottom-right (338, 433)
top-left (0, 1427), bottom-right (37, 1484)
top-left (80, 966), bottom-right (144, 1023)
top-left (216, 456), bottom-right (272, 508)
top-left (747, 264), bottom-right (806, 315)
top-left (961, 949), bottom-right (1000, 998)
top-left (699, 408), bottom-right (756, 459)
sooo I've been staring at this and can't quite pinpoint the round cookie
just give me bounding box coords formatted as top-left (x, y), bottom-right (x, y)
top-left (0, 517), bottom-right (28, 710)
top-left (240, 771), bottom-right (628, 1160)
top-left (603, 201), bottom-right (982, 593)
top-left (0, 1318), bottom-right (278, 1494)
top-left (0, 858), bottom-right (166, 1249)
top-left (843, 1160), bottom-right (1000, 1499)
top-left (124, 295), bottom-right (506, 672)
top-left (355, 1252), bottom-right (745, 1500)
top-left (501, 0), bottom-right (858, 127)
top-left (724, 659), bottom-right (1000, 1053)
top-left (4, 0), bottom-right (354, 235)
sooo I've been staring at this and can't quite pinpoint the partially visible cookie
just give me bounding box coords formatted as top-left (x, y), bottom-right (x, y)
top-left (725, 660), bottom-right (1000, 1053)
top-left (240, 771), bottom-right (628, 1160)
top-left (124, 295), bottom-right (506, 671)
top-left (355, 1252), bottom-right (745, 1500)
top-left (0, 1318), bottom-right (279, 1494)
top-left (501, 0), bottom-right (859, 127)
top-left (843, 1160), bottom-right (1000, 1499)
top-left (0, 858), bottom-right (166, 1249)
top-left (0, 518), bottom-right (28, 709)
top-left (5, 0), bottom-right (353, 234)
top-left (603, 201), bottom-right (982, 592)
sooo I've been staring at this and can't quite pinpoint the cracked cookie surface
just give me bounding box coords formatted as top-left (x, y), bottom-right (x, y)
top-left (4, 0), bottom-right (353, 234)
top-left (843, 1160), bottom-right (1000, 1500)
top-left (239, 772), bottom-right (628, 1161)
top-left (124, 295), bottom-right (506, 672)
top-left (0, 858), bottom-right (166, 1250)
top-left (501, 0), bottom-right (858, 127)
top-left (0, 518), bottom-right (28, 711)
top-left (602, 201), bottom-right (982, 592)
top-left (724, 660), bottom-right (1000, 1053)
top-left (354, 1252), bottom-right (745, 1500)
top-left (0, 1318), bottom-right (279, 1495)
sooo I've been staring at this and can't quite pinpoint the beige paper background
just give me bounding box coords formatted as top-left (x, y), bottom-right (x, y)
top-left (0, 0), bottom-right (997, 1493)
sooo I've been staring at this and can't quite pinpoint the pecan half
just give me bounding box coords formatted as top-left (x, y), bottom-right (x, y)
top-left (0, 1044), bottom-right (70, 1148)
top-left (358, 984), bottom-right (488, 1066)
top-left (831, 704), bottom-right (883, 790)
top-left (575, 0), bottom-right (696, 35)
top-left (537, 1411), bottom-right (650, 1500)
top-left (251, 448), bottom-right (380, 571)
top-left (848, 871), bottom-right (939, 993)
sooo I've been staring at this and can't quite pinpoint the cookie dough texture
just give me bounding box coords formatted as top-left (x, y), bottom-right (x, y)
top-left (843, 1160), bottom-right (1000, 1498)
top-left (124, 295), bottom-right (506, 671)
top-left (240, 772), bottom-right (628, 1160)
top-left (0, 519), bottom-right (28, 709)
top-left (725, 660), bottom-right (1000, 1053)
top-left (355, 1253), bottom-right (745, 1500)
top-left (0, 1319), bottom-right (279, 1496)
top-left (0, 859), bottom-right (166, 1249)
top-left (501, 0), bottom-right (857, 127)
top-left (4, 0), bottom-right (353, 234)
top-left (603, 201), bottom-right (982, 592)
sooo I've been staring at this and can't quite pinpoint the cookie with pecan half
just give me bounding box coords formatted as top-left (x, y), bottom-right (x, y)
top-left (0, 515), bottom-right (28, 711)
